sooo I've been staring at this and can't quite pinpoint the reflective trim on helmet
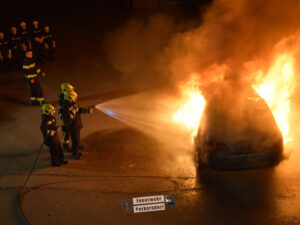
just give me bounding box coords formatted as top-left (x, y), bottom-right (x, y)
top-left (30, 97), bottom-right (36, 100)
top-left (61, 83), bottom-right (74, 93)
top-left (64, 90), bottom-right (78, 102)
top-left (42, 103), bottom-right (55, 115)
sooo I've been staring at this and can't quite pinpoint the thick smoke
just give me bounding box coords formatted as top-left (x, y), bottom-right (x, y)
top-left (103, 14), bottom-right (179, 90)
top-left (104, 0), bottom-right (300, 89)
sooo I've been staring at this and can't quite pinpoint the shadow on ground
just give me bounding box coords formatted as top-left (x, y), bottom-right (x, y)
top-left (74, 127), bottom-right (177, 174)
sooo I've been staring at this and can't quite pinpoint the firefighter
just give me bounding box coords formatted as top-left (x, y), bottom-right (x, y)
top-left (58, 83), bottom-right (74, 151)
top-left (0, 32), bottom-right (12, 72)
top-left (40, 103), bottom-right (68, 167)
top-left (43, 26), bottom-right (56, 61)
top-left (60, 90), bottom-right (93, 159)
top-left (8, 27), bottom-right (22, 70)
top-left (19, 21), bottom-right (31, 54)
top-left (31, 21), bottom-right (44, 64)
top-left (22, 50), bottom-right (45, 105)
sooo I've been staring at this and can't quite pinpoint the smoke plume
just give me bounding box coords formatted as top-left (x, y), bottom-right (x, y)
top-left (104, 0), bottom-right (300, 89)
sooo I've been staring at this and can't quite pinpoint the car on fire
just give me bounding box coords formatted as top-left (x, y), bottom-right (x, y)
top-left (194, 86), bottom-right (283, 170)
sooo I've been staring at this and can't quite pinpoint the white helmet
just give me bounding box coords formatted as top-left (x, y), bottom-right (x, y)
top-left (20, 21), bottom-right (26, 27)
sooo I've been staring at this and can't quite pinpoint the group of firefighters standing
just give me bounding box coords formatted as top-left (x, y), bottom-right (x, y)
top-left (17, 21), bottom-right (93, 167)
top-left (0, 20), bottom-right (55, 72)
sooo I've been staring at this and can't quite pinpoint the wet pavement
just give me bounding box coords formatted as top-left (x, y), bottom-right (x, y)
top-left (2, 107), bottom-right (300, 225)
top-left (16, 130), bottom-right (300, 225)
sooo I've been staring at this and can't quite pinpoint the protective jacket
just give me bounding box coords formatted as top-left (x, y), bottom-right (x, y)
top-left (22, 57), bottom-right (44, 104)
top-left (40, 114), bottom-right (65, 165)
top-left (44, 31), bottom-right (54, 47)
top-left (60, 100), bottom-right (89, 129)
top-left (0, 38), bottom-right (10, 58)
top-left (9, 33), bottom-right (22, 50)
top-left (22, 57), bottom-right (42, 80)
top-left (60, 99), bottom-right (90, 156)
top-left (40, 114), bottom-right (58, 145)
top-left (32, 27), bottom-right (43, 43)
top-left (19, 28), bottom-right (31, 50)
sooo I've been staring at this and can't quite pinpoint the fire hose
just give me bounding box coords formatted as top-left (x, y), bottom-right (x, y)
top-left (15, 107), bottom-right (94, 225)
top-left (16, 138), bottom-right (47, 225)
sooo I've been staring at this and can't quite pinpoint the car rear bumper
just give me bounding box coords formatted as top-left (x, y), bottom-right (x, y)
top-left (206, 151), bottom-right (282, 170)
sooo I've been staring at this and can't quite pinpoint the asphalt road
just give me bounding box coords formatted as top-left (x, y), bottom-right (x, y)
top-left (0, 7), bottom-right (300, 225)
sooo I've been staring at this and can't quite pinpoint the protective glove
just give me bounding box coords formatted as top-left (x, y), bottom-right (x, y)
top-left (88, 105), bottom-right (95, 114)
top-left (47, 130), bottom-right (55, 136)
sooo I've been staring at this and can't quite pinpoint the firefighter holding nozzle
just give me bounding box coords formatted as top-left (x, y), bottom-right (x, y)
top-left (60, 90), bottom-right (94, 159)
top-left (41, 104), bottom-right (67, 167)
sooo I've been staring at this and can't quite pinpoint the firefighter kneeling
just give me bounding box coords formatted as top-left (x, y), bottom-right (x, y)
top-left (40, 104), bottom-right (67, 167)
top-left (60, 90), bottom-right (93, 159)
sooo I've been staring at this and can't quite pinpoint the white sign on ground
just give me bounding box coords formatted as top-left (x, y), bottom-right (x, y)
top-left (132, 195), bottom-right (165, 205)
top-left (133, 203), bottom-right (166, 213)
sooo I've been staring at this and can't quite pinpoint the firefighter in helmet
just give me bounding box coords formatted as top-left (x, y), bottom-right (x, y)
top-left (8, 26), bottom-right (22, 70)
top-left (19, 21), bottom-right (31, 54)
top-left (40, 103), bottom-right (67, 166)
top-left (60, 90), bottom-right (93, 159)
top-left (58, 83), bottom-right (74, 151)
top-left (0, 32), bottom-right (12, 72)
top-left (43, 25), bottom-right (56, 61)
top-left (31, 20), bottom-right (44, 64)
top-left (22, 50), bottom-right (45, 105)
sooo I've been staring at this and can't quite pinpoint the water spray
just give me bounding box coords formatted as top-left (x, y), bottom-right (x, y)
top-left (95, 91), bottom-right (195, 151)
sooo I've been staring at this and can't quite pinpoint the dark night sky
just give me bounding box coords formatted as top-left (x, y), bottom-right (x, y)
top-left (0, 0), bottom-right (212, 32)
top-left (1, 0), bottom-right (211, 9)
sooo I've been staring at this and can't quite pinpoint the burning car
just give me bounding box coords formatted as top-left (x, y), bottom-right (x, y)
top-left (194, 86), bottom-right (283, 170)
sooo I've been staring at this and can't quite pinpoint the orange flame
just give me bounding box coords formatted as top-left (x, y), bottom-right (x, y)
top-left (253, 54), bottom-right (295, 143)
top-left (173, 31), bottom-right (299, 144)
top-left (172, 75), bottom-right (205, 137)
top-left (249, 31), bottom-right (299, 143)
